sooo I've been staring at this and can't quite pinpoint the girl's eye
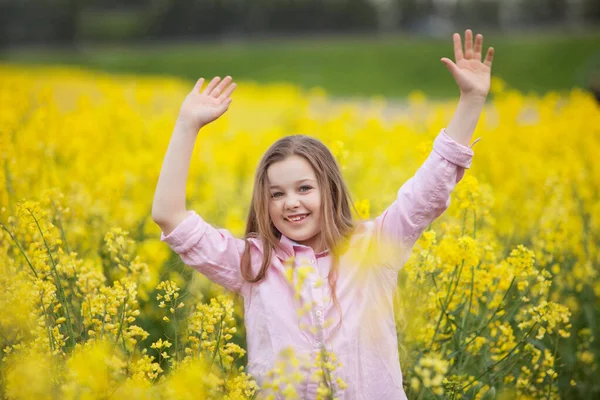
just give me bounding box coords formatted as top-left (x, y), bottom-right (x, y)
top-left (271, 186), bottom-right (312, 198)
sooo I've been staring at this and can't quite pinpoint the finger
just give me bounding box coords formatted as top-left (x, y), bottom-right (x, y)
top-left (441, 57), bottom-right (459, 76)
top-left (464, 29), bottom-right (473, 59)
top-left (203, 76), bottom-right (221, 95)
top-left (474, 34), bottom-right (483, 61)
top-left (211, 75), bottom-right (232, 98)
top-left (193, 77), bottom-right (205, 92)
top-left (218, 98), bottom-right (233, 112)
top-left (484, 47), bottom-right (494, 68)
top-left (218, 82), bottom-right (237, 103)
top-left (453, 33), bottom-right (464, 62)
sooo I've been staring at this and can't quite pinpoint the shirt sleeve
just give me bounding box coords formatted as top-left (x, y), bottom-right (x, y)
top-left (160, 210), bottom-right (246, 294)
top-left (374, 128), bottom-right (478, 261)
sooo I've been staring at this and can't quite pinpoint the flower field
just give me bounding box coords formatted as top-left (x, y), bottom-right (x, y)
top-left (0, 64), bottom-right (599, 399)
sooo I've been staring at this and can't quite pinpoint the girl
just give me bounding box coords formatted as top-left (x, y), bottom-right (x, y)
top-left (152, 29), bottom-right (494, 399)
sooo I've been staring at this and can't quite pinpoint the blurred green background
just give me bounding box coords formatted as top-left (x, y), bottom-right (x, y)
top-left (1, 0), bottom-right (599, 98)
top-left (4, 32), bottom-right (600, 98)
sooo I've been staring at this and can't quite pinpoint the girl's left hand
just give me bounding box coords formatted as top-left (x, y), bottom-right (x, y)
top-left (441, 29), bottom-right (495, 99)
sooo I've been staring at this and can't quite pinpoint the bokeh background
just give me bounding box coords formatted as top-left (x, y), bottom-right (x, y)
top-left (1, 1), bottom-right (600, 400)
top-left (1, 0), bottom-right (600, 99)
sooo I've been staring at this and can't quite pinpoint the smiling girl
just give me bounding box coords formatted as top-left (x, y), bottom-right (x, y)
top-left (152, 29), bottom-right (494, 399)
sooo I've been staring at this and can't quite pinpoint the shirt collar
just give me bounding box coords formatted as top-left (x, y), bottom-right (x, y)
top-left (276, 234), bottom-right (330, 260)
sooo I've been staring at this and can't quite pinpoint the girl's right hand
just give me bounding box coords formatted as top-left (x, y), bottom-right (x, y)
top-left (178, 76), bottom-right (237, 132)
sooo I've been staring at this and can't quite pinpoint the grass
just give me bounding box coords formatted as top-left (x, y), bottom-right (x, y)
top-left (2, 30), bottom-right (600, 99)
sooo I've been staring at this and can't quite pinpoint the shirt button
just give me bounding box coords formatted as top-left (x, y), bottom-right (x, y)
top-left (310, 259), bottom-right (315, 264)
top-left (316, 310), bottom-right (323, 317)
top-left (315, 341), bottom-right (324, 348)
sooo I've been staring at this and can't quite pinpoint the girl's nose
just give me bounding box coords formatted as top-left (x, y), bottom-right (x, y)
top-left (284, 195), bottom-right (301, 210)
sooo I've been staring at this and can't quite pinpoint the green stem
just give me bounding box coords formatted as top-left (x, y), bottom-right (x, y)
top-left (0, 221), bottom-right (38, 278)
top-left (209, 313), bottom-right (225, 372)
top-left (487, 347), bottom-right (523, 385)
top-left (50, 199), bottom-right (70, 254)
top-left (428, 261), bottom-right (464, 351)
top-left (84, 283), bottom-right (93, 341)
top-left (28, 208), bottom-right (76, 348)
top-left (456, 264), bottom-right (476, 371)
top-left (415, 383), bottom-right (424, 400)
top-left (198, 319), bottom-right (204, 360)
top-left (218, 343), bottom-right (225, 372)
top-left (114, 294), bottom-right (129, 352)
top-left (447, 261), bottom-right (465, 308)
top-left (101, 303), bottom-right (107, 339)
top-left (173, 302), bottom-right (179, 363)
top-left (121, 328), bottom-right (128, 357)
top-left (38, 290), bottom-right (56, 353)
top-left (460, 321), bottom-right (539, 391)
top-left (545, 337), bottom-right (560, 398)
top-left (429, 259), bottom-right (465, 351)
top-left (465, 276), bottom-right (516, 341)
top-left (429, 273), bottom-right (467, 346)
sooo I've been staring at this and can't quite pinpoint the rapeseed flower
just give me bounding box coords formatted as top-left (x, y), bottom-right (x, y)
top-left (0, 65), bottom-right (598, 399)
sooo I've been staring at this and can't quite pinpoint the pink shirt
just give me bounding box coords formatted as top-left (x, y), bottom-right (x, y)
top-left (160, 129), bottom-right (477, 399)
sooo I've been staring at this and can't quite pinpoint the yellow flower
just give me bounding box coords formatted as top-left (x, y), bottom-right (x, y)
top-left (2, 64), bottom-right (598, 400)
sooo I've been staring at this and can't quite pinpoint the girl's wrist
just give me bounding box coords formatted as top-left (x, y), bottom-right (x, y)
top-left (459, 92), bottom-right (488, 104)
top-left (175, 115), bottom-right (203, 135)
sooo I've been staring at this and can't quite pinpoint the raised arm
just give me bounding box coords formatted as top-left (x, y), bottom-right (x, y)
top-left (375, 29), bottom-right (494, 266)
top-left (152, 76), bottom-right (248, 294)
top-left (151, 120), bottom-right (199, 234)
top-left (152, 76), bottom-right (236, 233)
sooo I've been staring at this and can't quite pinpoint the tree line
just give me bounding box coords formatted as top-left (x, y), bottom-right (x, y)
top-left (1, 0), bottom-right (599, 47)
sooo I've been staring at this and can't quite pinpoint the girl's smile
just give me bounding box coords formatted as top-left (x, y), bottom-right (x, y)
top-left (286, 213), bottom-right (310, 223)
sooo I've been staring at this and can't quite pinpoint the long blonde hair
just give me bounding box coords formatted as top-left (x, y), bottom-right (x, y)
top-left (241, 134), bottom-right (356, 336)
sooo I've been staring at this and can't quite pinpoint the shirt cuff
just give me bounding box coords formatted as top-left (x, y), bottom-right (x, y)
top-left (434, 128), bottom-right (476, 169)
top-left (160, 210), bottom-right (209, 254)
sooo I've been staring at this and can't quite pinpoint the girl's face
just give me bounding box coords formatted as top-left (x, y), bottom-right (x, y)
top-left (267, 155), bottom-right (323, 252)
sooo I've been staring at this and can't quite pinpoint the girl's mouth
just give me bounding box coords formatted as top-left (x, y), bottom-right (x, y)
top-left (286, 214), bottom-right (310, 224)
